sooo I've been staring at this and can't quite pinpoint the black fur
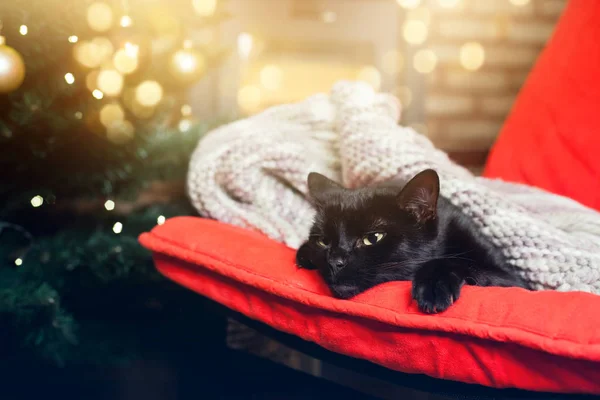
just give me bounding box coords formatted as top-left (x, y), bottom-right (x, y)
top-left (296, 169), bottom-right (530, 314)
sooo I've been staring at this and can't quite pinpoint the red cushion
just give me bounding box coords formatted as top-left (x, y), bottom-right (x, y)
top-left (483, 0), bottom-right (600, 211)
top-left (140, 217), bottom-right (600, 394)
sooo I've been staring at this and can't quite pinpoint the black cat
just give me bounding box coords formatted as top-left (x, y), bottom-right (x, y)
top-left (296, 169), bottom-right (530, 314)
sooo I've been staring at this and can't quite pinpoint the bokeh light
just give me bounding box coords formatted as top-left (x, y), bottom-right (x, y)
top-left (64, 73), bottom-right (75, 85)
top-left (97, 69), bottom-right (124, 96)
top-left (99, 103), bottom-right (125, 128)
top-left (396, 0), bottom-right (421, 9)
top-left (407, 8), bottom-right (431, 25)
top-left (74, 41), bottom-right (103, 68)
top-left (172, 49), bottom-right (204, 73)
top-left (178, 119), bottom-right (193, 132)
top-left (92, 89), bottom-right (104, 99)
top-left (192, 0), bottom-right (217, 16)
top-left (92, 37), bottom-right (115, 61)
top-left (356, 66), bottom-right (382, 91)
top-left (112, 222), bottom-right (123, 234)
top-left (460, 42), bottom-right (485, 71)
top-left (237, 85), bottom-right (262, 113)
top-left (260, 64), bottom-right (283, 90)
top-left (120, 15), bottom-right (133, 27)
top-left (30, 195), bottom-right (43, 207)
top-left (237, 33), bottom-right (253, 59)
top-left (87, 2), bottom-right (113, 32)
top-left (181, 104), bottom-right (192, 116)
top-left (413, 49), bottom-right (437, 74)
top-left (19, 25), bottom-right (28, 35)
top-left (135, 81), bottom-right (163, 107)
top-left (113, 48), bottom-right (139, 74)
top-left (403, 20), bottom-right (428, 45)
top-left (104, 199), bottom-right (115, 211)
top-left (107, 120), bottom-right (135, 144)
top-left (68, 35), bottom-right (79, 43)
top-left (157, 215), bottom-right (166, 225)
top-left (438, 0), bottom-right (461, 7)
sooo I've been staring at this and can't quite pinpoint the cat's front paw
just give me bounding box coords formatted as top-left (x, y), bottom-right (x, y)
top-left (296, 242), bottom-right (316, 270)
top-left (412, 268), bottom-right (464, 314)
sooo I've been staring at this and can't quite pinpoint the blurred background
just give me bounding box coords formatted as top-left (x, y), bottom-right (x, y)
top-left (0, 0), bottom-right (565, 398)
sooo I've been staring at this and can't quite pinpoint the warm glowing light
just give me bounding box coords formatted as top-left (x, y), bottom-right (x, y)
top-left (135, 81), bottom-right (163, 107)
top-left (87, 2), bottom-right (114, 32)
top-left (157, 215), bottom-right (166, 225)
top-left (179, 119), bottom-right (193, 132)
top-left (120, 15), bottom-right (133, 27)
top-left (403, 20), bottom-right (428, 45)
top-left (97, 69), bottom-right (124, 96)
top-left (381, 50), bottom-right (404, 75)
top-left (113, 49), bottom-right (138, 74)
top-left (192, 0), bottom-right (217, 16)
top-left (100, 104), bottom-right (125, 128)
top-left (92, 89), bottom-right (104, 99)
top-left (92, 36), bottom-right (115, 61)
top-left (438, 0), bottom-right (461, 7)
top-left (407, 7), bottom-right (431, 25)
top-left (15, 258), bottom-right (23, 266)
top-left (74, 38), bottom-right (113, 68)
top-left (74, 111), bottom-right (83, 119)
top-left (183, 39), bottom-right (194, 49)
top-left (460, 42), bottom-right (485, 71)
top-left (31, 195), bottom-right (43, 207)
top-left (19, 25), bottom-right (28, 35)
top-left (181, 104), bottom-right (192, 116)
top-left (260, 64), bottom-right (283, 90)
top-left (107, 120), bottom-right (135, 144)
top-left (64, 73), bottom-right (75, 85)
top-left (112, 222), bottom-right (123, 234)
top-left (357, 66), bottom-right (382, 91)
top-left (68, 35), bottom-right (79, 43)
top-left (237, 33), bottom-right (253, 59)
top-left (124, 42), bottom-right (139, 57)
top-left (74, 41), bottom-right (103, 68)
top-left (104, 199), bottom-right (115, 211)
top-left (173, 50), bottom-right (199, 73)
top-left (396, 0), bottom-right (421, 9)
top-left (237, 85), bottom-right (262, 113)
top-left (413, 49), bottom-right (437, 74)
top-left (321, 11), bottom-right (337, 23)
top-left (509, 0), bottom-right (530, 5)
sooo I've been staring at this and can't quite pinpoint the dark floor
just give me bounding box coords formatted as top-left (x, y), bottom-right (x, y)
top-left (3, 349), bottom-right (380, 400)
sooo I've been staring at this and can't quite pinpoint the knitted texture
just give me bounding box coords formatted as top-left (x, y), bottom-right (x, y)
top-left (187, 81), bottom-right (600, 294)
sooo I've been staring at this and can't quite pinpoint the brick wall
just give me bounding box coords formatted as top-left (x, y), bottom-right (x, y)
top-left (417, 0), bottom-right (566, 165)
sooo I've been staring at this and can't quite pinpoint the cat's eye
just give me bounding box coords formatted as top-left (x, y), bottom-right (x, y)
top-left (316, 237), bottom-right (330, 248)
top-left (362, 232), bottom-right (385, 246)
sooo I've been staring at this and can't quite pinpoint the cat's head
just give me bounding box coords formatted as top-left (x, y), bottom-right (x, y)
top-left (304, 169), bottom-right (441, 299)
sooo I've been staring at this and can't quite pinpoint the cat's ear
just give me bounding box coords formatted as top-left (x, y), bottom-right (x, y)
top-left (397, 169), bottom-right (440, 223)
top-left (307, 172), bottom-right (343, 202)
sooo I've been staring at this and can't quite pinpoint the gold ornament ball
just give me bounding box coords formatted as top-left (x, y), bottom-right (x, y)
top-left (168, 48), bottom-right (207, 85)
top-left (0, 43), bottom-right (26, 93)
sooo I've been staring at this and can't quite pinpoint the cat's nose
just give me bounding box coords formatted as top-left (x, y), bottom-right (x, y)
top-left (330, 257), bottom-right (347, 268)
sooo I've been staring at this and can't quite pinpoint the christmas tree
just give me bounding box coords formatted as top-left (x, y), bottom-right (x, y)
top-left (0, 0), bottom-right (229, 366)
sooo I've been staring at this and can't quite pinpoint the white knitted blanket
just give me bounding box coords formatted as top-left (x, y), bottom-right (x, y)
top-left (187, 81), bottom-right (600, 294)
